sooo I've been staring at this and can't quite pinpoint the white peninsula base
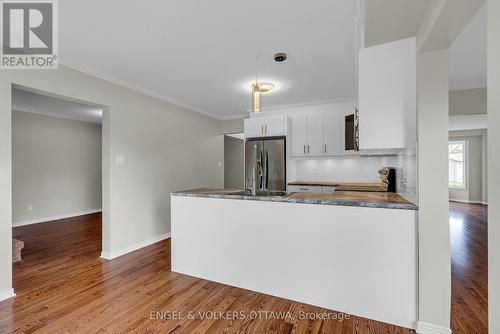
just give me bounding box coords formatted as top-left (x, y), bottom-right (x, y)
top-left (171, 195), bottom-right (417, 329)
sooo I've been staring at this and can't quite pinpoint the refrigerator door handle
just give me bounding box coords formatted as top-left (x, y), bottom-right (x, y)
top-left (259, 150), bottom-right (264, 190)
top-left (265, 150), bottom-right (269, 190)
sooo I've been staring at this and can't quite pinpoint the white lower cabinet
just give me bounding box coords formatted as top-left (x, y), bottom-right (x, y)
top-left (288, 185), bottom-right (337, 193)
top-left (288, 185), bottom-right (323, 193)
top-left (320, 186), bottom-right (337, 193)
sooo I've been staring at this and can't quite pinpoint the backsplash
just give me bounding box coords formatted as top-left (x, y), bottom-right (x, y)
top-left (291, 150), bottom-right (417, 204)
top-left (294, 156), bottom-right (391, 182)
top-left (392, 150), bottom-right (417, 204)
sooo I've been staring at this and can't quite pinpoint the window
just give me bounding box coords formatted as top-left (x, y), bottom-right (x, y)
top-left (449, 141), bottom-right (466, 189)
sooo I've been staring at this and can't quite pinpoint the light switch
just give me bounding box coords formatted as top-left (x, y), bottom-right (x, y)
top-left (217, 161), bottom-right (222, 167)
top-left (115, 154), bottom-right (126, 165)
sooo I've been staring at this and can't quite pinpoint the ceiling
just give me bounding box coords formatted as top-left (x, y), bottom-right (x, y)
top-left (12, 89), bottom-right (103, 124)
top-left (363, 0), bottom-right (486, 91)
top-left (449, 3), bottom-right (487, 90)
top-left (58, 0), bottom-right (358, 120)
top-left (364, 0), bottom-right (432, 47)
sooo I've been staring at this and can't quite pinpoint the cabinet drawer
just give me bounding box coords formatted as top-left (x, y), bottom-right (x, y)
top-left (321, 186), bottom-right (337, 193)
top-left (288, 185), bottom-right (322, 193)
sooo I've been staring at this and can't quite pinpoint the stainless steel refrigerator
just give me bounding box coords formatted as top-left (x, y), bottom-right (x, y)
top-left (245, 137), bottom-right (286, 191)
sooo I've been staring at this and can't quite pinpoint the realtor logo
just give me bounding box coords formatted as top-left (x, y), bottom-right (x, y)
top-left (1, 0), bottom-right (58, 69)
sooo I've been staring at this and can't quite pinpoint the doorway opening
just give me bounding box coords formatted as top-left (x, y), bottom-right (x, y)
top-left (448, 2), bottom-right (488, 331)
top-left (11, 85), bottom-right (107, 295)
top-left (223, 133), bottom-right (245, 189)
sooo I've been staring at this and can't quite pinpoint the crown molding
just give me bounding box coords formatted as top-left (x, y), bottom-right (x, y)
top-left (244, 97), bottom-right (358, 113)
top-left (59, 60), bottom-right (225, 120)
top-left (219, 113), bottom-right (248, 121)
top-left (12, 106), bottom-right (102, 124)
top-left (58, 60), bottom-right (357, 122)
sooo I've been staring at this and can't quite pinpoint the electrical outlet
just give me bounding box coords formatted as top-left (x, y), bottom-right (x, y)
top-left (28, 204), bottom-right (33, 211)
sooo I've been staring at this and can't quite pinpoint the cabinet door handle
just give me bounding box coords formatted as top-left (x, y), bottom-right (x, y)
top-left (261, 125), bottom-right (264, 134)
top-left (303, 145), bottom-right (306, 154)
top-left (324, 144), bottom-right (327, 153)
top-left (307, 145), bottom-right (310, 153)
top-left (265, 125), bottom-right (267, 134)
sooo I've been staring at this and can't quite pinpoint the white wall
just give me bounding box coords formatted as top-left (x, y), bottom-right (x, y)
top-left (449, 88), bottom-right (487, 115)
top-left (12, 111), bottom-right (102, 225)
top-left (488, 0), bottom-right (500, 332)
top-left (224, 136), bottom-right (245, 189)
top-left (221, 118), bottom-right (244, 134)
top-left (417, 49), bottom-right (452, 331)
top-left (0, 66), bottom-right (224, 298)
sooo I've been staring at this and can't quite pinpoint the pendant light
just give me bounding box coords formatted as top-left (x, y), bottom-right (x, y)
top-left (252, 84), bottom-right (262, 113)
top-left (252, 54), bottom-right (262, 113)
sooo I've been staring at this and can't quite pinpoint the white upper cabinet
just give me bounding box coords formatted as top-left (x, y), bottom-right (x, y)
top-left (291, 114), bottom-right (323, 157)
top-left (290, 114), bottom-right (307, 156)
top-left (244, 115), bottom-right (287, 138)
top-left (244, 118), bottom-right (263, 138)
top-left (264, 115), bottom-right (287, 136)
top-left (324, 112), bottom-right (341, 156)
top-left (358, 37), bottom-right (417, 150)
top-left (307, 113), bottom-right (324, 156)
top-left (290, 111), bottom-right (350, 158)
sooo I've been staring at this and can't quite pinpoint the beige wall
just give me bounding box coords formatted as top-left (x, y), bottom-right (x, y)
top-left (449, 130), bottom-right (487, 204)
top-left (449, 87), bottom-right (487, 115)
top-left (489, 0), bottom-right (500, 332)
top-left (0, 66), bottom-right (224, 296)
top-left (12, 111), bottom-right (102, 224)
top-left (220, 118), bottom-right (244, 134)
top-left (417, 49), bottom-right (451, 330)
top-left (224, 136), bottom-right (245, 189)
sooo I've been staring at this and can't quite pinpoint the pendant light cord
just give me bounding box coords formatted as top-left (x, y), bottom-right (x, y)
top-left (255, 53), bottom-right (259, 86)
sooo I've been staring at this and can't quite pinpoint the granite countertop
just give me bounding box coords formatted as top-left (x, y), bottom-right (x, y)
top-left (288, 180), bottom-right (387, 192)
top-left (171, 188), bottom-right (417, 210)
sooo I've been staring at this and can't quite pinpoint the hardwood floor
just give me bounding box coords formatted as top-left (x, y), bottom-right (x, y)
top-left (1, 204), bottom-right (487, 334)
top-left (1, 213), bottom-right (415, 334)
top-left (450, 202), bottom-right (488, 334)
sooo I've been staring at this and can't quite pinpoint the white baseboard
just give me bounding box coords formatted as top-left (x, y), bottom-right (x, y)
top-left (13, 209), bottom-right (102, 227)
top-left (416, 322), bottom-right (452, 334)
top-left (450, 199), bottom-right (487, 205)
top-left (0, 289), bottom-right (16, 302)
top-left (100, 233), bottom-right (171, 260)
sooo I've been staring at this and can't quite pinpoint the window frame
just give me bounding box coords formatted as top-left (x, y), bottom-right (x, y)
top-left (448, 140), bottom-right (467, 190)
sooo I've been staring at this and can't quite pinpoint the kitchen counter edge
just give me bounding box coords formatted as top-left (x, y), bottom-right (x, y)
top-left (171, 189), bottom-right (418, 211)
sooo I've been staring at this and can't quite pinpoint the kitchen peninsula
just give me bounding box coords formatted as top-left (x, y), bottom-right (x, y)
top-left (171, 188), bottom-right (417, 329)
